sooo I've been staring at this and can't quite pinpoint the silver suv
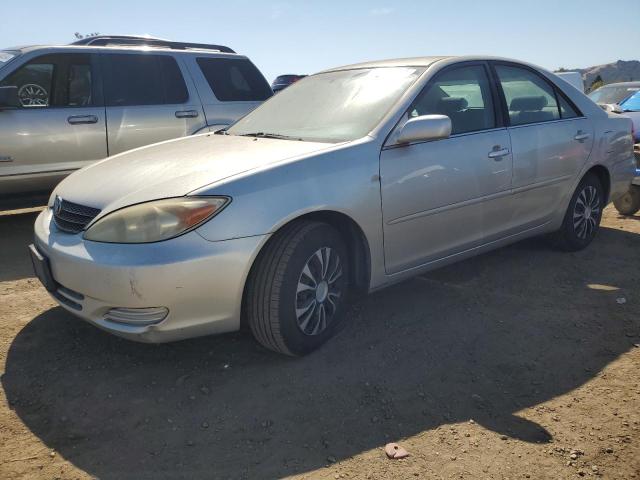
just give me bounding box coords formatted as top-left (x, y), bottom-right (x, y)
top-left (0, 35), bottom-right (272, 198)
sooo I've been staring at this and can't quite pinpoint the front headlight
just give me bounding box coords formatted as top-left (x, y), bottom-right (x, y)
top-left (83, 197), bottom-right (229, 243)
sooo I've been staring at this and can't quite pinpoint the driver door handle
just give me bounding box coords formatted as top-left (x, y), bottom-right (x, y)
top-left (67, 115), bottom-right (98, 125)
top-left (175, 110), bottom-right (199, 119)
top-left (488, 147), bottom-right (510, 160)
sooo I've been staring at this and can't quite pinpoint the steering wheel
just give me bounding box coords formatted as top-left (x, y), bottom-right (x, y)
top-left (18, 83), bottom-right (49, 107)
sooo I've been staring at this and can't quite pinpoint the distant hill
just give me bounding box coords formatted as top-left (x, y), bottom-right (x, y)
top-left (557, 60), bottom-right (640, 90)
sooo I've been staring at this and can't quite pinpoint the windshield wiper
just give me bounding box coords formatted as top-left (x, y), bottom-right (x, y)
top-left (237, 132), bottom-right (303, 141)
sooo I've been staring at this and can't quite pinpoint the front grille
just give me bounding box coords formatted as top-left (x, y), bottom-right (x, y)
top-left (53, 198), bottom-right (101, 234)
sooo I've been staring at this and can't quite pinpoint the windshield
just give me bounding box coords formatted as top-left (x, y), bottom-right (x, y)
top-left (620, 91), bottom-right (640, 112)
top-left (589, 85), bottom-right (640, 105)
top-left (228, 67), bottom-right (424, 143)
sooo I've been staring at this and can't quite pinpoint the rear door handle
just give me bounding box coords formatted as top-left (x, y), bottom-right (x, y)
top-left (175, 110), bottom-right (199, 119)
top-left (488, 147), bottom-right (510, 159)
top-left (574, 131), bottom-right (590, 142)
top-left (67, 115), bottom-right (98, 125)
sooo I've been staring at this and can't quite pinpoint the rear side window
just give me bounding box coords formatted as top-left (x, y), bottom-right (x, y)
top-left (102, 54), bottom-right (188, 106)
top-left (558, 94), bottom-right (579, 119)
top-left (197, 57), bottom-right (272, 102)
top-left (495, 65), bottom-right (560, 126)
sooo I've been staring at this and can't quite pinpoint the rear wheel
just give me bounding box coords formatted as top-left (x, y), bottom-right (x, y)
top-left (552, 173), bottom-right (604, 251)
top-left (245, 221), bottom-right (350, 356)
top-left (613, 185), bottom-right (640, 216)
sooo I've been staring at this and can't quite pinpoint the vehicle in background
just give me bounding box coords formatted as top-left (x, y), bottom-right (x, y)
top-left (588, 82), bottom-right (640, 215)
top-left (555, 71), bottom-right (585, 92)
top-left (0, 35), bottom-right (272, 199)
top-left (271, 74), bottom-right (306, 93)
top-left (31, 55), bottom-right (636, 355)
top-left (588, 82), bottom-right (640, 142)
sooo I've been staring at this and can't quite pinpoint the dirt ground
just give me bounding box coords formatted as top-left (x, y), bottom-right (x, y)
top-left (0, 205), bottom-right (638, 480)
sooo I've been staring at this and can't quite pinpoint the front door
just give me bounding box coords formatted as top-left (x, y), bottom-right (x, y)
top-left (380, 63), bottom-right (512, 274)
top-left (0, 53), bottom-right (107, 194)
top-left (101, 53), bottom-right (205, 156)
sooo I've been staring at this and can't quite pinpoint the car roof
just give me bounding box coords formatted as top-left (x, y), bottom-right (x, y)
top-left (5, 42), bottom-right (241, 57)
top-left (318, 55), bottom-right (550, 73)
top-left (597, 81), bottom-right (640, 88)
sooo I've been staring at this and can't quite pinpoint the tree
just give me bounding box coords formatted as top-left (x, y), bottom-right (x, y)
top-left (589, 75), bottom-right (604, 92)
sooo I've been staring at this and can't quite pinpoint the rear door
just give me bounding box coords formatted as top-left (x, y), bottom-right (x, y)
top-left (0, 52), bottom-right (107, 193)
top-left (492, 62), bottom-right (594, 231)
top-left (101, 53), bottom-right (205, 155)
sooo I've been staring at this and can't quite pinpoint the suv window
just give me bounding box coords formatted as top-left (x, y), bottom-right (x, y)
top-left (196, 57), bottom-right (272, 102)
top-left (495, 64), bottom-right (561, 126)
top-left (102, 54), bottom-right (188, 106)
top-left (0, 53), bottom-right (95, 108)
top-left (411, 64), bottom-right (496, 135)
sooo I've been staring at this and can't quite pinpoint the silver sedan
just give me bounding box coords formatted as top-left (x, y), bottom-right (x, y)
top-left (30, 56), bottom-right (636, 355)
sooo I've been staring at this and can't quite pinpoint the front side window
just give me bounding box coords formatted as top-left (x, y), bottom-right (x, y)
top-left (102, 54), bottom-right (188, 106)
top-left (0, 53), bottom-right (95, 108)
top-left (495, 65), bottom-right (561, 126)
top-left (197, 57), bottom-right (272, 102)
top-left (227, 67), bottom-right (424, 143)
top-left (411, 64), bottom-right (496, 135)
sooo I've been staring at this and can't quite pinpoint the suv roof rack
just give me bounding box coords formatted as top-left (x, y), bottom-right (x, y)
top-left (70, 35), bottom-right (236, 54)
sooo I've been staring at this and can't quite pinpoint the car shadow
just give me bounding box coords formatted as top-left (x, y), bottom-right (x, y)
top-left (2, 225), bottom-right (639, 480)
top-left (0, 209), bottom-right (42, 282)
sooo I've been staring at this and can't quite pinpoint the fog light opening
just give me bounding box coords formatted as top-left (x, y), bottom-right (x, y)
top-left (104, 307), bottom-right (169, 326)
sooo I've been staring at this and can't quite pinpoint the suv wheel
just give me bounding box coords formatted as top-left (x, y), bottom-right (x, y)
top-left (246, 221), bottom-right (349, 356)
top-left (552, 173), bottom-right (604, 251)
top-left (613, 185), bottom-right (640, 216)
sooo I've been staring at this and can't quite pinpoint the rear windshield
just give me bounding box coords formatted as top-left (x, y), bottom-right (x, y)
top-left (589, 85), bottom-right (640, 105)
top-left (197, 57), bottom-right (272, 102)
top-left (274, 75), bottom-right (300, 83)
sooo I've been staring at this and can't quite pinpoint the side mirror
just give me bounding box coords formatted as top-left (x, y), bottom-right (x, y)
top-left (0, 86), bottom-right (19, 109)
top-left (602, 103), bottom-right (623, 114)
top-left (397, 114), bottom-right (452, 144)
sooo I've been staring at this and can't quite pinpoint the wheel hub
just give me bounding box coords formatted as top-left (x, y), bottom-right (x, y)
top-left (315, 280), bottom-right (329, 303)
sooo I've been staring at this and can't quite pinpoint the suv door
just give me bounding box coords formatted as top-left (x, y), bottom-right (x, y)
top-left (492, 62), bottom-right (594, 230)
top-left (380, 62), bottom-right (513, 274)
top-left (0, 53), bottom-right (106, 195)
top-left (101, 53), bottom-right (205, 155)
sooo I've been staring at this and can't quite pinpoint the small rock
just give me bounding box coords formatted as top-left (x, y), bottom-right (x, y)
top-left (49, 451), bottom-right (56, 458)
top-left (201, 421), bottom-right (209, 429)
top-left (199, 386), bottom-right (210, 395)
top-left (384, 443), bottom-right (409, 459)
top-left (186, 440), bottom-right (194, 446)
top-left (616, 297), bottom-right (626, 304)
top-left (327, 456), bottom-right (337, 463)
top-left (592, 466), bottom-right (599, 473)
top-left (500, 435), bottom-right (508, 441)
top-left (570, 453), bottom-right (578, 460)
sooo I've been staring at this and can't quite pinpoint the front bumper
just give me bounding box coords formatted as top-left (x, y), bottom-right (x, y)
top-left (33, 209), bottom-right (268, 342)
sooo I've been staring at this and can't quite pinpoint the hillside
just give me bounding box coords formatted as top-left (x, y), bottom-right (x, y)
top-left (558, 60), bottom-right (640, 89)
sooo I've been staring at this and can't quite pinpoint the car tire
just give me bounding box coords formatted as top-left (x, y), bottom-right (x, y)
top-left (552, 173), bottom-right (604, 252)
top-left (245, 221), bottom-right (350, 356)
top-left (613, 185), bottom-right (640, 216)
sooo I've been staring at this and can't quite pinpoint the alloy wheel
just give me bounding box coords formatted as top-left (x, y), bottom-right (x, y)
top-left (295, 247), bottom-right (343, 336)
top-left (573, 185), bottom-right (600, 240)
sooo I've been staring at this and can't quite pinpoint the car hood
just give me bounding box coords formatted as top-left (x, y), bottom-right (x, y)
top-left (53, 133), bottom-right (332, 214)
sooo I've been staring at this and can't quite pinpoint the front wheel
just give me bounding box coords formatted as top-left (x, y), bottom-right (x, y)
top-left (245, 221), bottom-right (350, 356)
top-left (552, 173), bottom-right (604, 251)
top-left (613, 185), bottom-right (640, 216)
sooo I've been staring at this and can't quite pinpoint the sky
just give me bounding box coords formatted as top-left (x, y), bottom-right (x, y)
top-left (1, 0), bottom-right (638, 83)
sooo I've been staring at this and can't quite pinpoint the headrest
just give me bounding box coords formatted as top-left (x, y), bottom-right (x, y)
top-left (510, 95), bottom-right (547, 111)
top-left (438, 97), bottom-right (468, 113)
